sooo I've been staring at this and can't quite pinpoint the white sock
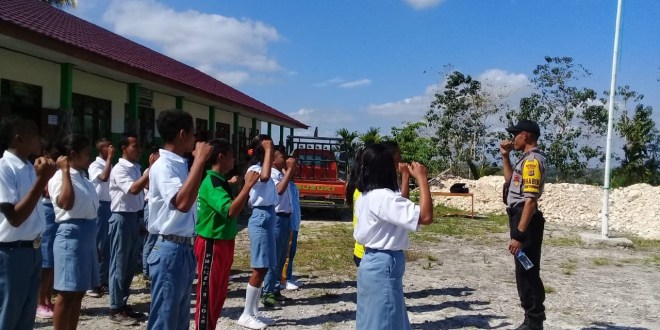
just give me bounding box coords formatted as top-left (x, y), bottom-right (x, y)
top-left (251, 285), bottom-right (263, 316)
top-left (243, 284), bottom-right (261, 316)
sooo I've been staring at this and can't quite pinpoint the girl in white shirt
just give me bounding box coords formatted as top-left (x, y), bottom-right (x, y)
top-left (237, 134), bottom-right (278, 329)
top-left (353, 143), bottom-right (433, 330)
top-left (48, 134), bottom-right (100, 330)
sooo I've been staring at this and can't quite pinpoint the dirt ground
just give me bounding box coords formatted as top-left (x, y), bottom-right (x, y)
top-left (35, 215), bottom-right (660, 330)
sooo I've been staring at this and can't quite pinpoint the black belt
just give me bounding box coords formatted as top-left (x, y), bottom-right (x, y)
top-left (159, 234), bottom-right (194, 245)
top-left (0, 237), bottom-right (41, 249)
top-left (276, 212), bottom-right (292, 217)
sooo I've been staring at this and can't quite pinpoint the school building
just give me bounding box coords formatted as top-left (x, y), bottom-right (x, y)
top-left (0, 0), bottom-right (307, 164)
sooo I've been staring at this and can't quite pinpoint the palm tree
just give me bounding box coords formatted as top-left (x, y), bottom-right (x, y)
top-left (41, 0), bottom-right (77, 8)
top-left (360, 127), bottom-right (382, 145)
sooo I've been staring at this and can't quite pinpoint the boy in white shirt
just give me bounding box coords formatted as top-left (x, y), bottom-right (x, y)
top-left (88, 138), bottom-right (114, 296)
top-left (0, 116), bottom-right (56, 329)
top-left (146, 109), bottom-right (212, 329)
top-left (107, 133), bottom-right (152, 325)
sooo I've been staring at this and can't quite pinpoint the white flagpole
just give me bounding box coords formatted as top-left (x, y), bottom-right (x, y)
top-left (601, 0), bottom-right (624, 238)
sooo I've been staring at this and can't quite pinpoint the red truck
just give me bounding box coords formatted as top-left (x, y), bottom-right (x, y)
top-left (286, 136), bottom-right (349, 216)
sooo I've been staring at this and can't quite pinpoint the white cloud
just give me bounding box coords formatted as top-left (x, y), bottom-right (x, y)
top-left (287, 108), bottom-right (356, 137)
top-left (313, 77), bottom-right (344, 88)
top-left (404, 0), bottom-right (446, 10)
top-left (366, 84), bottom-right (439, 118)
top-left (339, 79), bottom-right (372, 89)
top-left (103, 0), bottom-right (282, 86)
top-left (477, 69), bottom-right (530, 98)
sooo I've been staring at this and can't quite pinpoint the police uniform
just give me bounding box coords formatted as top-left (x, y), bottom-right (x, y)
top-left (505, 146), bottom-right (546, 327)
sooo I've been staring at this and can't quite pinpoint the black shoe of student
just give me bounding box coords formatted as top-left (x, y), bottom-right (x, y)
top-left (123, 306), bottom-right (147, 320)
top-left (273, 291), bottom-right (292, 302)
top-left (109, 310), bottom-right (138, 326)
top-left (516, 318), bottom-right (543, 330)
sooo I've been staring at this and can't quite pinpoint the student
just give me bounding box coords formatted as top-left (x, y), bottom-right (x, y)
top-left (194, 138), bottom-right (259, 330)
top-left (262, 145), bottom-right (296, 306)
top-left (141, 146), bottom-right (159, 281)
top-left (88, 138), bottom-right (114, 297)
top-left (107, 133), bottom-right (152, 325)
top-left (237, 134), bottom-right (277, 330)
top-left (49, 134), bottom-right (101, 330)
top-left (36, 143), bottom-right (60, 319)
top-left (146, 109), bottom-right (212, 330)
top-left (281, 176), bottom-right (302, 290)
top-left (353, 143), bottom-right (433, 330)
top-left (0, 116), bottom-right (56, 330)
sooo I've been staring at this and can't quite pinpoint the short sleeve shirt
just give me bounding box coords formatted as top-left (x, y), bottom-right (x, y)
top-left (289, 182), bottom-right (301, 231)
top-left (49, 168), bottom-right (100, 222)
top-left (506, 148), bottom-right (546, 207)
top-left (354, 188), bottom-right (420, 251)
top-left (0, 151), bottom-right (45, 241)
top-left (89, 157), bottom-right (111, 202)
top-left (147, 149), bottom-right (196, 237)
top-left (109, 158), bottom-right (144, 212)
top-left (247, 164), bottom-right (277, 208)
top-left (271, 168), bottom-right (292, 213)
top-left (195, 171), bottom-right (236, 240)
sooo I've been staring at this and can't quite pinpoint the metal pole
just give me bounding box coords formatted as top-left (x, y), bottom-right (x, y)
top-left (601, 0), bottom-right (623, 238)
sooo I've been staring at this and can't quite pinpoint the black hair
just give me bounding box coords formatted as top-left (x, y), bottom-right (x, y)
top-left (55, 134), bottom-right (90, 158)
top-left (119, 132), bottom-right (138, 149)
top-left (0, 115), bottom-right (39, 150)
top-left (246, 134), bottom-right (273, 168)
top-left (382, 140), bottom-right (399, 151)
top-left (273, 144), bottom-right (287, 158)
top-left (156, 109), bottom-right (194, 143)
top-left (149, 144), bottom-right (160, 154)
top-left (207, 138), bottom-right (232, 166)
top-left (356, 143), bottom-right (399, 194)
top-left (345, 146), bottom-right (365, 206)
top-left (95, 137), bottom-right (111, 149)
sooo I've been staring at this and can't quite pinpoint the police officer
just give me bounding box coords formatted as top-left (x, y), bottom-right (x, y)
top-left (500, 119), bottom-right (546, 330)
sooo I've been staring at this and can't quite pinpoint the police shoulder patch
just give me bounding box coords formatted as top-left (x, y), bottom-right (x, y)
top-left (522, 159), bottom-right (541, 194)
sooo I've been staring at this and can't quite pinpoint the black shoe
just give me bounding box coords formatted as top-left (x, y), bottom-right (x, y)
top-left (516, 318), bottom-right (543, 330)
top-left (123, 306), bottom-right (147, 320)
top-left (109, 310), bottom-right (138, 326)
top-left (273, 291), bottom-right (292, 302)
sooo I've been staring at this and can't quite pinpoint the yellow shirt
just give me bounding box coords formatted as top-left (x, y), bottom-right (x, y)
top-left (352, 189), bottom-right (365, 258)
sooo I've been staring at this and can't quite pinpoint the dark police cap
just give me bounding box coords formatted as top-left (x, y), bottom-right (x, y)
top-left (506, 120), bottom-right (540, 136)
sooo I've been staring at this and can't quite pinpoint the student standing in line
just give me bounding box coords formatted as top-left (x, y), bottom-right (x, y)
top-left (354, 143), bottom-right (433, 330)
top-left (281, 175), bottom-right (302, 290)
top-left (141, 146), bottom-right (159, 283)
top-left (36, 143), bottom-right (60, 319)
top-left (194, 138), bottom-right (259, 330)
top-left (0, 116), bottom-right (56, 330)
top-left (237, 134), bottom-right (277, 330)
top-left (88, 138), bottom-right (114, 297)
top-left (107, 133), bottom-right (152, 325)
top-left (261, 145), bottom-right (296, 306)
top-left (146, 109), bottom-right (212, 330)
top-left (49, 134), bottom-right (101, 330)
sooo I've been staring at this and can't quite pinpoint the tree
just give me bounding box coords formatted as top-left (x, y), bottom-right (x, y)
top-left (425, 71), bottom-right (504, 179)
top-left (335, 127), bottom-right (360, 163)
top-left (505, 56), bottom-right (607, 181)
top-left (389, 122), bottom-right (441, 172)
top-left (359, 127), bottom-right (382, 145)
top-left (41, 0), bottom-right (77, 8)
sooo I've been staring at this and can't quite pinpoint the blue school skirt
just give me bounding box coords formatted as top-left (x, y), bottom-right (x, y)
top-left (356, 248), bottom-right (410, 330)
top-left (41, 201), bottom-right (58, 268)
top-left (53, 218), bottom-right (100, 292)
top-left (247, 206), bottom-right (276, 268)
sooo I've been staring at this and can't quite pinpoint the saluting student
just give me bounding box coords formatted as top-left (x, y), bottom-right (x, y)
top-left (107, 133), bottom-right (152, 325)
top-left (146, 109), bottom-right (212, 330)
top-left (0, 116), bottom-right (56, 330)
top-left (354, 143), bottom-right (433, 330)
top-left (194, 138), bottom-right (259, 330)
top-left (88, 138), bottom-right (114, 297)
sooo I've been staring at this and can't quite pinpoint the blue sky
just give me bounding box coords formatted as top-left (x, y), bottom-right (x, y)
top-left (68, 0), bottom-right (660, 144)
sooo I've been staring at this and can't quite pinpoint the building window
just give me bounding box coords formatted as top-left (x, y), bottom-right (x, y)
top-left (0, 79), bottom-right (42, 124)
top-left (195, 118), bottom-right (209, 142)
top-left (215, 122), bottom-right (230, 140)
top-left (72, 93), bottom-right (111, 143)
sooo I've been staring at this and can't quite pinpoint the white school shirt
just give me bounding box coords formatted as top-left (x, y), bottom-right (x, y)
top-left (0, 151), bottom-right (45, 242)
top-left (271, 168), bottom-right (292, 213)
top-left (353, 188), bottom-right (420, 251)
top-left (109, 158), bottom-right (144, 213)
top-left (89, 157), bottom-right (111, 202)
top-left (48, 168), bottom-right (100, 222)
top-left (147, 149), bottom-right (196, 237)
top-left (246, 164), bottom-right (278, 208)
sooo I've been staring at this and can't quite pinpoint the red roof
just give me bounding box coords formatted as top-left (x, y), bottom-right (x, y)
top-left (0, 0), bottom-right (307, 128)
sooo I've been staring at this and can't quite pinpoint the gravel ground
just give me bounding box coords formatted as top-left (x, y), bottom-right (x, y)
top-left (35, 218), bottom-right (660, 330)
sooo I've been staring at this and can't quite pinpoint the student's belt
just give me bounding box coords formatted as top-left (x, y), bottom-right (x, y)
top-left (159, 234), bottom-right (194, 245)
top-left (0, 237), bottom-right (42, 249)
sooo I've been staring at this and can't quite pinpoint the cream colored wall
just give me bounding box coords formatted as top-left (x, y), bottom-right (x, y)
top-left (215, 108), bottom-right (234, 132)
top-left (0, 48), bottom-right (60, 109)
top-left (72, 70), bottom-right (126, 133)
top-left (184, 101), bottom-right (208, 129)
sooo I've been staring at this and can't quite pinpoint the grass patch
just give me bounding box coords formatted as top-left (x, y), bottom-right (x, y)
top-left (413, 206), bottom-right (508, 240)
top-left (645, 254), bottom-right (660, 266)
top-left (628, 237), bottom-right (660, 251)
top-left (404, 250), bottom-right (427, 262)
top-left (545, 236), bottom-right (583, 247)
top-left (560, 258), bottom-right (578, 275)
top-left (544, 285), bottom-right (556, 294)
top-left (592, 257), bottom-right (610, 266)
